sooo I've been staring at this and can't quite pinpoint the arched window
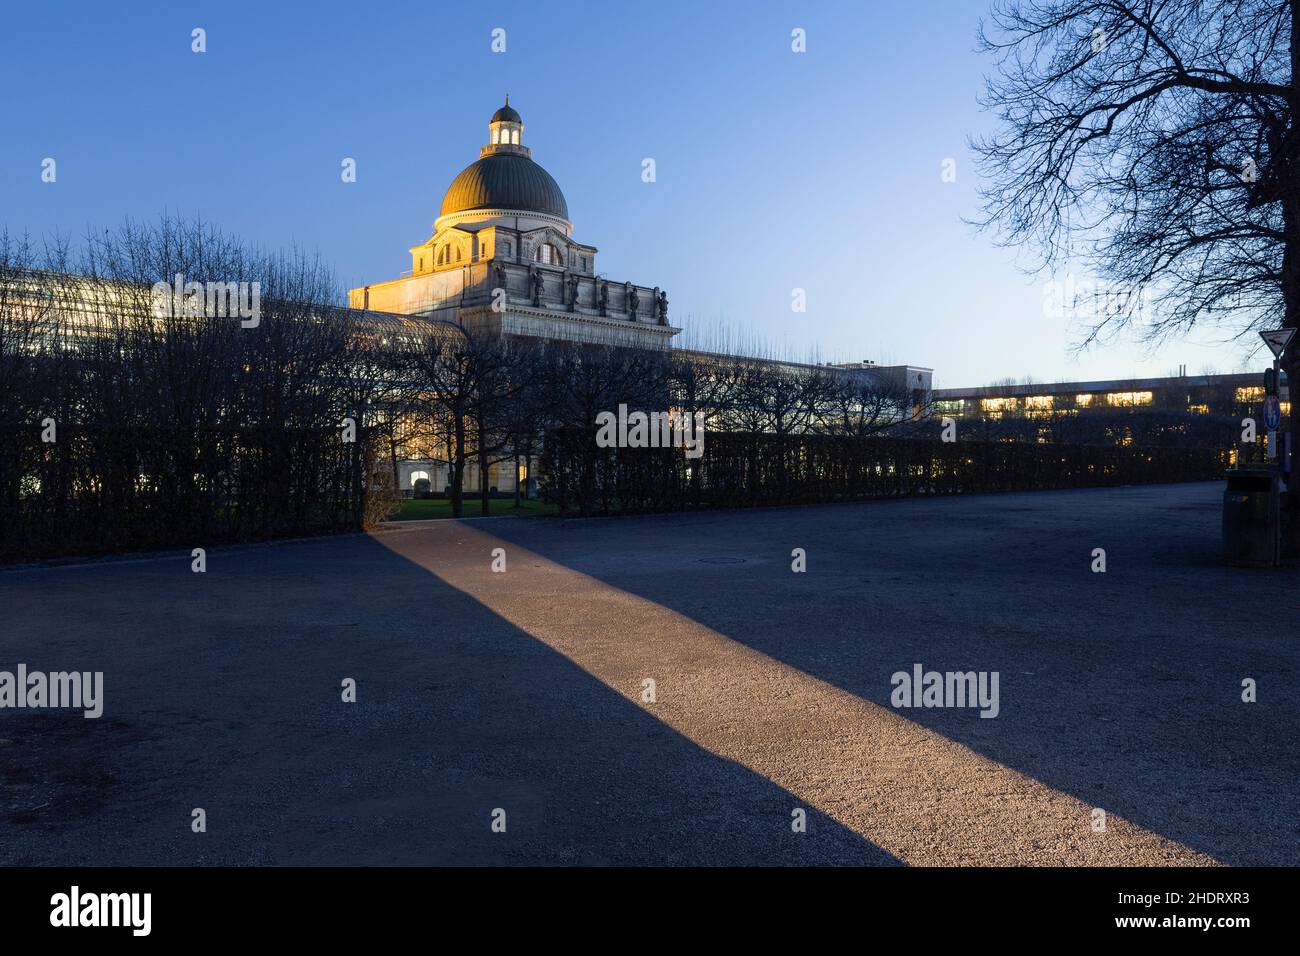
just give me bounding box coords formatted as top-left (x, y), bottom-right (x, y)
top-left (534, 243), bottom-right (559, 265)
top-left (436, 248), bottom-right (444, 265)
top-left (455, 247), bottom-right (462, 261)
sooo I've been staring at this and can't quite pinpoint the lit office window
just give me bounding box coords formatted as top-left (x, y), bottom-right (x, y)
top-left (980, 397), bottom-right (1017, 413)
top-left (1105, 391), bottom-right (1153, 407)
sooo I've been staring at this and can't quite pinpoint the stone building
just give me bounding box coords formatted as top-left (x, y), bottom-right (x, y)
top-left (932, 371), bottom-right (1290, 456)
top-left (349, 99), bottom-right (678, 350)
top-left (933, 373), bottom-right (1290, 422)
top-left (348, 99), bottom-right (937, 497)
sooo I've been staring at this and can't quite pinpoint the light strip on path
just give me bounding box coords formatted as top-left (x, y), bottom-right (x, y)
top-left (373, 522), bottom-right (1217, 867)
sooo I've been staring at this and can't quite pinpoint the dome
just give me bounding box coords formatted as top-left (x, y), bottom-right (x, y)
top-left (491, 101), bottom-right (522, 124)
top-left (439, 152), bottom-right (569, 220)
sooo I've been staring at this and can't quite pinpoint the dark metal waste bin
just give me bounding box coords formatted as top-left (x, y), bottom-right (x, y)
top-left (1223, 467), bottom-right (1281, 567)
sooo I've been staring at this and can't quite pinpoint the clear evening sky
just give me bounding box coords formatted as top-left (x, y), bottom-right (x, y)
top-left (0, 0), bottom-right (1268, 386)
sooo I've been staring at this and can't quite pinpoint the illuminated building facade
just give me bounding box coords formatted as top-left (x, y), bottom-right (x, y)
top-left (349, 99), bottom-right (679, 350)
top-left (932, 372), bottom-right (1290, 455)
top-left (933, 373), bottom-right (1290, 422)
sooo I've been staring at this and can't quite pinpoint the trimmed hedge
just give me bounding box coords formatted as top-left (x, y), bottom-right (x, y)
top-left (541, 429), bottom-right (1230, 516)
top-left (0, 425), bottom-right (372, 562)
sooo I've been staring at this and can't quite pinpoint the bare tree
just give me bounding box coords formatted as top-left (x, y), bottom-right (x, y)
top-left (400, 325), bottom-right (477, 517)
top-left (496, 340), bottom-right (549, 509)
top-left (816, 373), bottom-right (915, 437)
top-left (728, 362), bottom-right (828, 436)
top-left (540, 342), bottom-right (668, 430)
top-left (470, 335), bottom-right (541, 516)
top-left (974, 0), bottom-right (1300, 496)
top-left (0, 217), bottom-right (388, 558)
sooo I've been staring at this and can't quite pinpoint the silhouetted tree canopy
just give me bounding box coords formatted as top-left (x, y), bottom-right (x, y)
top-left (976, 0), bottom-right (1300, 510)
top-left (976, 0), bottom-right (1297, 353)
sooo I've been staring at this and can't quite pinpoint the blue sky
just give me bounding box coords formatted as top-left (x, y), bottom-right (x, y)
top-left (0, 0), bottom-right (1263, 386)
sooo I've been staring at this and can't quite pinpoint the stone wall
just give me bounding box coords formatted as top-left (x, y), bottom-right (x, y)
top-left (352, 259), bottom-right (678, 349)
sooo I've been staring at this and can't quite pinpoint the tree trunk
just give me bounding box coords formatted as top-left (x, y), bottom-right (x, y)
top-left (451, 414), bottom-right (466, 518)
top-left (1283, 2), bottom-right (1300, 550)
top-left (475, 410), bottom-right (490, 517)
top-left (388, 429), bottom-right (400, 502)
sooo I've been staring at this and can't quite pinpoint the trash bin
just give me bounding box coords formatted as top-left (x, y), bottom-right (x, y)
top-left (1223, 466), bottom-right (1281, 567)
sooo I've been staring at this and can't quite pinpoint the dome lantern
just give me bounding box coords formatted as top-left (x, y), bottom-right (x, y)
top-left (486, 95), bottom-right (524, 153)
top-left (435, 98), bottom-right (571, 230)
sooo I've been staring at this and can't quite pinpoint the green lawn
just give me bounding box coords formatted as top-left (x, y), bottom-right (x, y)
top-left (390, 497), bottom-right (558, 521)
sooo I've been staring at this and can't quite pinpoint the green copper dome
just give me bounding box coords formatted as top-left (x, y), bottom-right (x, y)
top-left (439, 152), bottom-right (569, 220)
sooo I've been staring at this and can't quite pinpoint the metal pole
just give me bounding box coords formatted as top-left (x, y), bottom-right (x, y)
top-left (1268, 356), bottom-right (1279, 460)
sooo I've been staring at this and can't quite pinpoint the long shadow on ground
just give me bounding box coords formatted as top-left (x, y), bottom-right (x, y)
top-left (0, 533), bottom-right (894, 865)
top-left (477, 483), bottom-right (1300, 866)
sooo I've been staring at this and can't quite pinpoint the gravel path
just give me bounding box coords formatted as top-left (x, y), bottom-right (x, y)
top-left (0, 482), bottom-right (1291, 865)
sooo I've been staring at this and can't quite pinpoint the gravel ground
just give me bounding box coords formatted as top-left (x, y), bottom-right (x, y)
top-left (0, 481), bottom-right (1293, 865)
